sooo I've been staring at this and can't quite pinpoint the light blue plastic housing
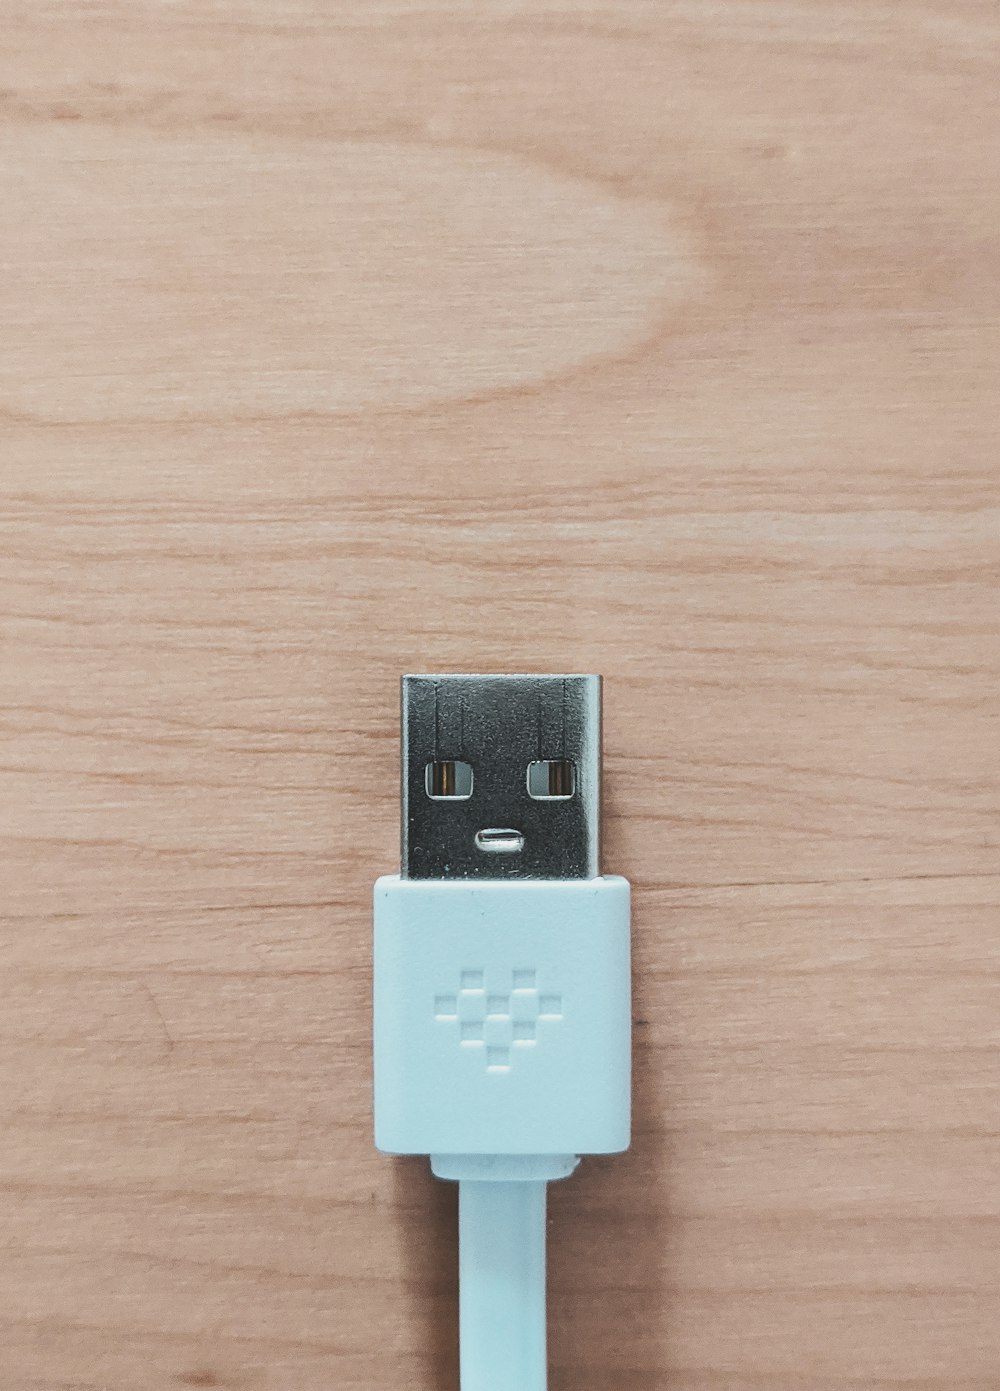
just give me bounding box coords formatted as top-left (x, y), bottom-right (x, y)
top-left (373, 875), bottom-right (631, 1157)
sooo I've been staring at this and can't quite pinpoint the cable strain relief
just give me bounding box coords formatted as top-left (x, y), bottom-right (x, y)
top-left (431, 1154), bottom-right (580, 1183)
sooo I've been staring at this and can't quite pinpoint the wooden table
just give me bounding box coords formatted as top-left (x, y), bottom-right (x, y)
top-left (2, 3), bottom-right (998, 1387)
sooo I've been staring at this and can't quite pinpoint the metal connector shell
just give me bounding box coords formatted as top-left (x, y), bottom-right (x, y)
top-left (401, 674), bottom-right (601, 880)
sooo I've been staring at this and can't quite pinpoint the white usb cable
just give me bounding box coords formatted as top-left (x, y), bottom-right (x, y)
top-left (374, 674), bottom-right (632, 1391)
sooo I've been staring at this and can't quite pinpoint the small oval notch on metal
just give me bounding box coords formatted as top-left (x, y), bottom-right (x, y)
top-left (474, 828), bottom-right (525, 854)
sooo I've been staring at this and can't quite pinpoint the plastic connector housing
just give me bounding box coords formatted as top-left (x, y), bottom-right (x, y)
top-left (373, 875), bottom-right (631, 1158)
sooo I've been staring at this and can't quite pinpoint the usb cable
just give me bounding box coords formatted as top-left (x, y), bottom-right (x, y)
top-left (373, 673), bottom-right (632, 1391)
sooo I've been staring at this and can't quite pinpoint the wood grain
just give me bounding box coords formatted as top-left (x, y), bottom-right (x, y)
top-left (1, 1), bottom-right (998, 1387)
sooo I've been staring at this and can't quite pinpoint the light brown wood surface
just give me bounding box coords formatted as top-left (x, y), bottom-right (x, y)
top-left (2, 1), bottom-right (999, 1387)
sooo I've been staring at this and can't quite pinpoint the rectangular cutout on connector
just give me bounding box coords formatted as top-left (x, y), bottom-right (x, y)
top-left (426, 759), bottom-right (473, 799)
top-left (527, 759), bottom-right (575, 800)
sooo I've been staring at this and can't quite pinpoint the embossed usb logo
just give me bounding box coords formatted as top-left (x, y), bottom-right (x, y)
top-left (434, 969), bottom-right (563, 1072)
